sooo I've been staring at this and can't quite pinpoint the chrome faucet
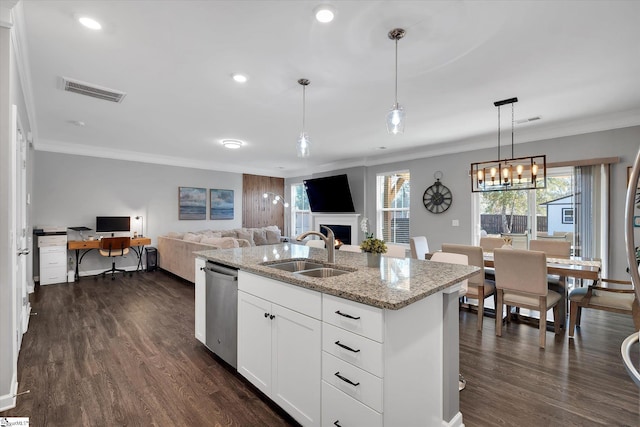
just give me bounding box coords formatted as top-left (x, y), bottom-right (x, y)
top-left (296, 225), bottom-right (335, 264)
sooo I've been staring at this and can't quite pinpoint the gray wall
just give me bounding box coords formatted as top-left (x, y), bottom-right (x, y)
top-left (285, 166), bottom-right (367, 241)
top-left (33, 152), bottom-right (243, 275)
top-left (287, 126), bottom-right (640, 280)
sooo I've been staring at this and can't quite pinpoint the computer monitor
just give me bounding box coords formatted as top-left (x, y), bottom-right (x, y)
top-left (96, 216), bottom-right (130, 233)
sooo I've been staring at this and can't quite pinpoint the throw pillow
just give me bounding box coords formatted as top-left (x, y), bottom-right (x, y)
top-left (252, 228), bottom-right (268, 246)
top-left (183, 232), bottom-right (202, 243)
top-left (200, 236), bottom-right (239, 248)
top-left (236, 229), bottom-right (255, 246)
top-left (266, 229), bottom-right (281, 244)
top-left (220, 229), bottom-right (238, 238)
top-left (167, 231), bottom-right (185, 239)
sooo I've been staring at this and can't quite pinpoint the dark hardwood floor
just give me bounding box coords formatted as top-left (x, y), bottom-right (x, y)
top-left (2, 270), bottom-right (639, 426)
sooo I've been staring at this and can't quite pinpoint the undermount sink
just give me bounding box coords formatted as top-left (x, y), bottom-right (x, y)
top-left (294, 267), bottom-right (350, 278)
top-left (263, 260), bottom-right (325, 272)
top-left (262, 259), bottom-right (355, 278)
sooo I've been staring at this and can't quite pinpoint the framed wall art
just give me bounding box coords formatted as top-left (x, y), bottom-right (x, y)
top-left (179, 187), bottom-right (206, 220)
top-left (210, 189), bottom-right (234, 220)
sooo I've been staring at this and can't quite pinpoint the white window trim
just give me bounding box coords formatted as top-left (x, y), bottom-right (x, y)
top-left (376, 171), bottom-right (410, 245)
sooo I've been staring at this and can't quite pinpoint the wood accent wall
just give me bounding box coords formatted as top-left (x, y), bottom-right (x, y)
top-left (242, 174), bottom-right (285, 231)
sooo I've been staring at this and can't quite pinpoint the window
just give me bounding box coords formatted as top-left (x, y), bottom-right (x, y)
top-left (562, 208), bottom-right (574, 224)
top-left (376, 172), bottom-right (410, 244)
top-left (291, 183), bottom-right (311, 236)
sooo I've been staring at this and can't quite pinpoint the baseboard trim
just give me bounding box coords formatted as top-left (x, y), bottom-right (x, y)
top-left (0, 374), bottom-right (18, 412)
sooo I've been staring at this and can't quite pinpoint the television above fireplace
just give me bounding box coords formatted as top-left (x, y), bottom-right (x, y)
top-left (303, 174), bottom-right (355, 213)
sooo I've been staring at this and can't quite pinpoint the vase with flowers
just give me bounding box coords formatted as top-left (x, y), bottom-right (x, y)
top-left (360, 217), bottom-right (387, 267)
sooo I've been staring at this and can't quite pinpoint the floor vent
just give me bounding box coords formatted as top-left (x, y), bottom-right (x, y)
top-left (61, 77), bottom-right (126, 103)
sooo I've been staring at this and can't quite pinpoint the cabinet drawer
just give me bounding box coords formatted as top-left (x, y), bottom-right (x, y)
top-left (239, 271), bottom-right (321, 319)
top-left (323, 294), bottom-right (384, 342)
top-left (322, 352), bottom-right (383, 413)
top-left (322, 323), bottom-right (383, 378)
top-left (38, 235), bottom-right (67, 247)
top-left (40, 266), bottom-right (67, 285)
top-left (39, 245), bottom-right (66, 255)
top-left (322, 381), bottom-right (382, 427)
top-left (40, 254), bottom-right (66, 267)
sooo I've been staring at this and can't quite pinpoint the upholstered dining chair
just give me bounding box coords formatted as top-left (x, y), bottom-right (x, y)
top-left (529, 239), bottom-right (571, 258)
top-left (409, 236), bottom-right (430, 260)
top-left (99, 236), bottom-right (131, 280)
top-left (430, 251), bottom-right (468, 391)
top-left (479, 236), bottom-right (505, 280)
top-left (568, 277), bottom-right (640, 337)
top-left (529, 239), bottom-right (572, 291)
top-left (442, 243), bottom-right (496, 332)
top-left (305, 240), bottom-right (325, 248)
top-left (494, 248), bottom-right (562, 349)
top-left (339, 244), bottom-right (362, 253)
top-left (384, 243), bottom-right (407, 258)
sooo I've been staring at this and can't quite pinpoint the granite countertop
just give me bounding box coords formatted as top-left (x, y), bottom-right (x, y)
top-left (195, 243), bottom-right (479, 310)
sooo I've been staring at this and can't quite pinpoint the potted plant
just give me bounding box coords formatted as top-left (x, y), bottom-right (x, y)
top-left (360, 218), bottom-right (387, 267)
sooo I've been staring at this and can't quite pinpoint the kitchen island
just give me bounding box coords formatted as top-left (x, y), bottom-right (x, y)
top-left (195, 243), bottom-right (478, 427)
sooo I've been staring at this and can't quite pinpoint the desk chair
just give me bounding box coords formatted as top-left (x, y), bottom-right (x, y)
top-left (99, 237), bottom-right (132, 280)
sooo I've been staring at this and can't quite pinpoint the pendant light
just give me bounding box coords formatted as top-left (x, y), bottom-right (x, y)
top-left (386, 28), bottom-right (406, 135)
top-left (470, 97), bottom-right (547, 192)
top-left (297, 78), bottom-right (311, 158)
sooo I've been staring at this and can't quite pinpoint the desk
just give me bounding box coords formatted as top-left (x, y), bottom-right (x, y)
top-left (484, 253), bottom-right (601, 327)
top-left (68, 237), bottom-right (152, 280)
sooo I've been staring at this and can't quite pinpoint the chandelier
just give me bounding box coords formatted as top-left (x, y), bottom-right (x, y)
top-left (470, 97), bottom-right (546, 192)
top-left (386, 28), bottom-right (406, 135)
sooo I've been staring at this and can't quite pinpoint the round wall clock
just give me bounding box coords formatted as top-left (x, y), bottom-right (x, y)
top-left (423, 172), bottom-right (452, 214)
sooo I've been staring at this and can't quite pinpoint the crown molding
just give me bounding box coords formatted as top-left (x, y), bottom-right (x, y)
top-left (35, 138), bottom-right (284, 177)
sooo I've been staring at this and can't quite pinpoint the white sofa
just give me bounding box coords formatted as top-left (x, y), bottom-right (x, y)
top-left (157, 226), bottom-right (282, 283)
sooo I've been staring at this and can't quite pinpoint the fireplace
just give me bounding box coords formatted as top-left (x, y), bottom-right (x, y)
top-left (320, 224), bottom-right (351, 245)
top-left (312, 213), bottom-right (361, 246)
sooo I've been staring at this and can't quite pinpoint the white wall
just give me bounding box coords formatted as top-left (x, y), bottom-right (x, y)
top-left (33, 152), bottom-right (243, 275)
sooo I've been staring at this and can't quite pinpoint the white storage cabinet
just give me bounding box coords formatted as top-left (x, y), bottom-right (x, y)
top-left (38, 235), bottom-right (68, 285)
top-left (238, 271), bottom-right (321, 427)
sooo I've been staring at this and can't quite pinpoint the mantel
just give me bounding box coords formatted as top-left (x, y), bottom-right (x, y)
top-left (311, 213), bottom-right (361, 244)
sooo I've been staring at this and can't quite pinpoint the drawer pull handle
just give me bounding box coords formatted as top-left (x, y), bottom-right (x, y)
top-left (335, 310), bottom-right (360, 320)
top-left (334, 341), bottom-right (360, 353)
top-left (334, 421), bottom-right (342, 427)
top-left (334, 371), bottom-right (360, 386)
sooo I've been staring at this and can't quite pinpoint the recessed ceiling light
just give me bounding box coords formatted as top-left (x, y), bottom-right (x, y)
top-left (69, 120), bottom-right (85, 127)
top-left (221, 139), bottom-right (243, 149)
top-left (78, 16), bottom-right (102, 30)
top-left (232, 73), bottom-right (248, 83)
top-left (314, 5), bottom-right (335, 23)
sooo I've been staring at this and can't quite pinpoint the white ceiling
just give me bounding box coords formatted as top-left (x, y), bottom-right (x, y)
top-left (14, 0), bottom-right (640, 177)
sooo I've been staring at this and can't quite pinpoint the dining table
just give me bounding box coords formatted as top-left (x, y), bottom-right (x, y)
top-left (483, 252), bottom-right (602, 328)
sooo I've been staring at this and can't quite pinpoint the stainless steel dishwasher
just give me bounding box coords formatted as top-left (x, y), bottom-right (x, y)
top-left (204, 261), bottom-right (238, 369)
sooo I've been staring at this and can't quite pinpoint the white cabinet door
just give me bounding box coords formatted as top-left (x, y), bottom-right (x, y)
top-left (194, 258), bottom-right (206, 344)
top-left (272, 303), bottom-right (321, 427)
top-left (238, 290), bottom-right (272, 397)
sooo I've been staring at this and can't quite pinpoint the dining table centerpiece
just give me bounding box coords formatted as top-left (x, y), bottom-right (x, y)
top-left (360, 217), bottom-right (387, 267)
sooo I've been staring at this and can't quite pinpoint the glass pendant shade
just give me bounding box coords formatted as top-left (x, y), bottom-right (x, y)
top-left (297, 132), bottom-right (311, 158)
top-left (386, 103), bottom-right (405, 135)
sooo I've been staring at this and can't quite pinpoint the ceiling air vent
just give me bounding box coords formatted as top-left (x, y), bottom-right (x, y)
top-left (516, 116), bottom-right (541, 124)
top-left (61, 77), bottom-right (126, 103)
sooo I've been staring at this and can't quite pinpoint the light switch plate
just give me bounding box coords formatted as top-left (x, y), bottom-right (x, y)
top-left (452, 219), bottom-right (459, 227)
